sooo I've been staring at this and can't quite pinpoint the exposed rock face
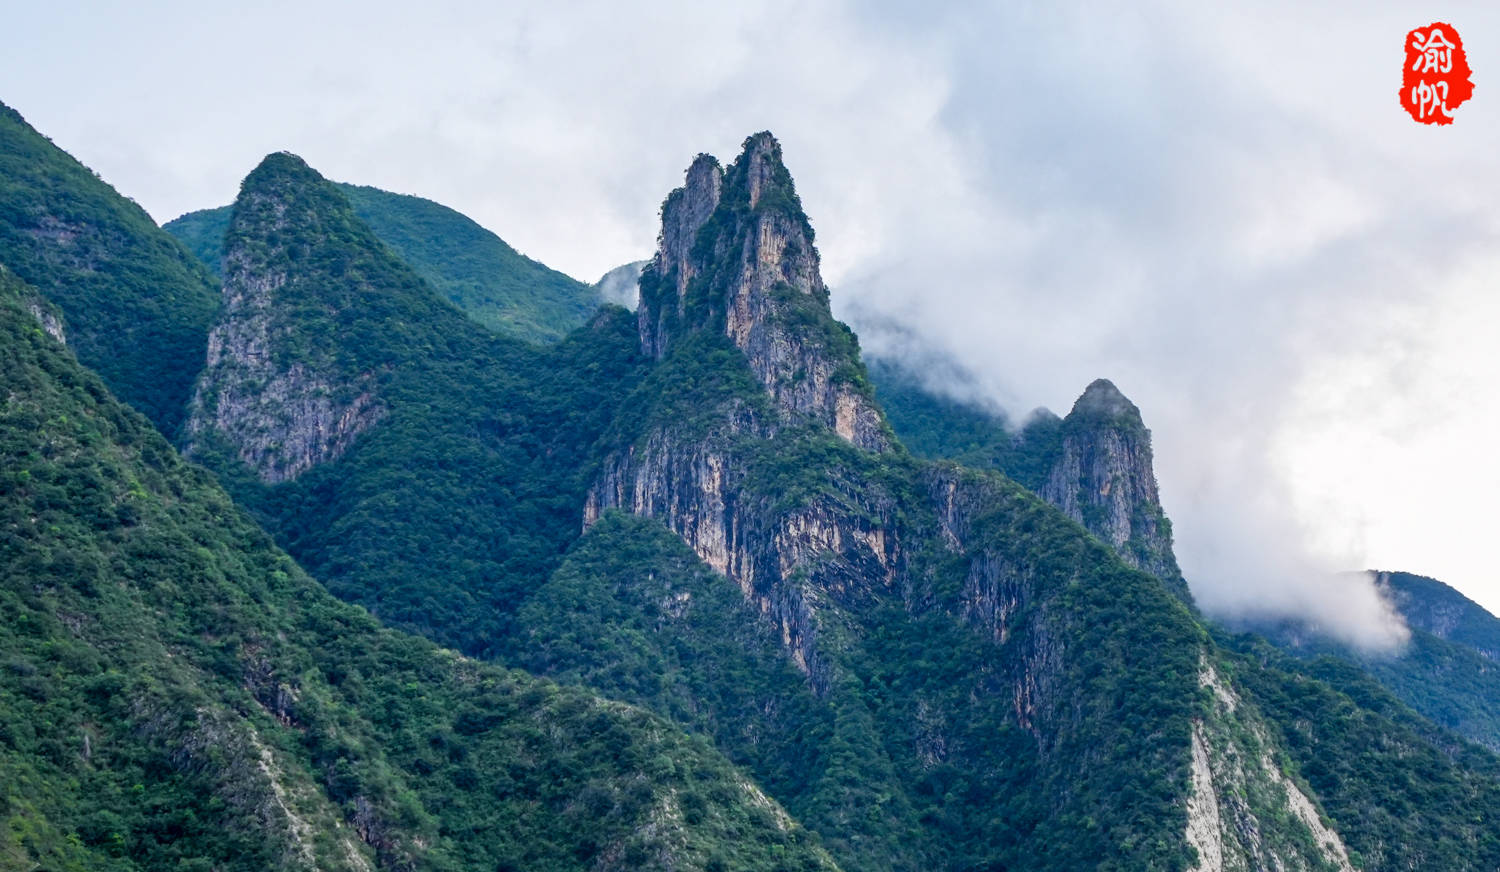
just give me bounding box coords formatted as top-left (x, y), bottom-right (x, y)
top-left (636, 134), bottom-right (889, 452)
top-left (1040, 379), bottom-right (1189, 601)
top-left (185, 153), bottom-right (385, 483)
top-left (592, 134), bottom-right (914, 700)
top-left (1185, 657), bottom-right (1355, 872)
top-left (586, 133), bottom-right (1344, 868)
top-left (585, 422), bottom-right (902, 693)
top-left (25, 297), bottom-right (65, 344)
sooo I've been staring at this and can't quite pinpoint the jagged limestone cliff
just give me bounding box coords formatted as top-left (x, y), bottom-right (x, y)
top-left (1040, 378), bottom-right (1190, 601)
top-left (185, 153), bottom-right (390, 482)
top-left (636, 134), bottom-right (889, 451)
top-left (583, 133), bottom-right (1363, 871)
top-left (866, 360), bottom-right (1189, 602)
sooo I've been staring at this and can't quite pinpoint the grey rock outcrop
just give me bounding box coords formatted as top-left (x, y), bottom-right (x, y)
top-left (185, 153), bottom-right (385, 483)
top-left (1040, 379), bottom-right (1189, 601)
top-left (25, 297), bottom-right (65, 344)
top-left (636, 133), bottom-right (890, 452)
top-left (584, 420), bottom-right (901, 694)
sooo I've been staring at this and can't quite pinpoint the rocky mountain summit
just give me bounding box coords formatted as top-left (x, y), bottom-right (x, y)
top-left (583, 134), bottom-right (1372, 870)
top-left (636, 133), bottom-right (889, 451)
top-left (1039, 378), bottom-right (1188, 600)
top-left (185, 154), bottom-right (391, 481)
top-left (868, 362), bottom-right (1187, 601)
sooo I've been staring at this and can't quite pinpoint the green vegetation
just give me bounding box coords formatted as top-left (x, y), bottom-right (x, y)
top-left (1382, 571), bottom-right (1500, 658)
top-left (0, 100), bottom-right (220, 438)
top-left (524, 313), bottom-right (1209, 869)
top-left (166, 181), bottom-right (600, 343)
top-left (867, 357), bottom-right (1063, 492)
top-left (1219, 631), bottom-right (1500, 869)
top-left (188, 148), bottom-right (1212, 868)
top-left (190, 154), bottom-right (651, 656)
top-left (0, 264), bottom-right (837, 872)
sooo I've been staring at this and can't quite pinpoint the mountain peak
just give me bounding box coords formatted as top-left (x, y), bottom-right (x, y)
top-left (734, 131), bottom-right (796, 212)
top-left (1068, 378), bottom-right (1145, 429)
top-left (1043, 377), bottom-right (1187, 601)
top-left (636, 134), bottom-right (888, 450)
top-left (187, 155), bottom-right (449, 481)
top-left (250, 149), bottom-right (314, 174)
top-left (236, 151), bottom-right (329, 200)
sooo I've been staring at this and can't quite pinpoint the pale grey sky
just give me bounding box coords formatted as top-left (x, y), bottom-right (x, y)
top-left (6, 1), bottom-right (1498, 645)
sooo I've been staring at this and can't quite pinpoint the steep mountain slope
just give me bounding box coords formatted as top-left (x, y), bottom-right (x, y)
top-left (870, 358), bottom-right (1186, 600)
top-left (873, 357), bottom-right (1500, 762)
top-left (0, 100), bottom-right (219, 437)
top-left (1217, 631), bottom-right (1500, 870)
top-left (0, 266), bottom-right (838, 872)
top-left (165, 182), bottom-right (600, 343)
top-left (185, 151), bottom-right (648, 655)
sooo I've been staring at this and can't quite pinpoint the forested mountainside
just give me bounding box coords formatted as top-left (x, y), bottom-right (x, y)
top-left (161, 127), bottom-right (1500, 870)
top-left (0, 265), bottom-right (837, 872)
top-left (181, 150), bottom-right (649, 653)
top-left (8, 92), bottom-right (1500, 871)
top-left (0, 101), bottom-right (219, 438)
top-left (165, 180), bottom-right (600, 343)
top-left (873, 355), bottom-right (1500, 787)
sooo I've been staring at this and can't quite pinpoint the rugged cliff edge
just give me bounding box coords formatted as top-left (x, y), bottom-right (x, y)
top-left (1037, 378), bottom-right (1190, 601)
top-left (867, 360), bottom-right (1189, 602)
top-left (636, 134), bottom-right (890, 451)
top-left (186, 154), bottom-right (387, 481)
top-left (184, 153), bottom-right (496, 483)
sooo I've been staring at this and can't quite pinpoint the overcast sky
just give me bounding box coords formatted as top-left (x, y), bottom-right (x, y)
top-left (7, 1), bottom-right (1498, 646)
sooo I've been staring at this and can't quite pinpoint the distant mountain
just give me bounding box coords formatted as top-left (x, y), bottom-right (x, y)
top-left (0, 264), bottom-right (837, 872)
top-left (0, 100), bottom-right (219, 437)
top-left (166, 183), bottom-right (600, 343)
top-left (1247, 571), bottom-right (1500, 751)
top-left (1380, 570), bottom-right (1500, 659)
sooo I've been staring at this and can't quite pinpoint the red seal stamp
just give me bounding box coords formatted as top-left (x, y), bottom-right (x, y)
top-left (1401, 22), bottom-right (1474, 125)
